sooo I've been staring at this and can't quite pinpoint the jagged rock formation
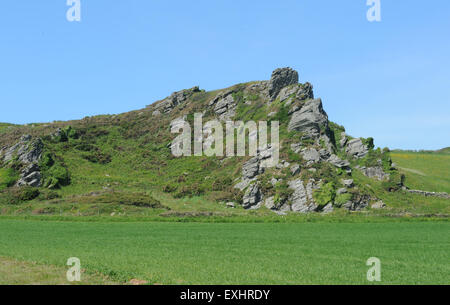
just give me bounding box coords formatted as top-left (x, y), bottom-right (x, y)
top-left (288, 98), bottom-right (328, 138)
top-left (1, 135), bottom-right (43, 187)
top-left (268, 67), bottom-right (299, 101)
top-left (151, 86), bottom-right (201, 116)
top-left (209, 90), bottom-right (236, 121)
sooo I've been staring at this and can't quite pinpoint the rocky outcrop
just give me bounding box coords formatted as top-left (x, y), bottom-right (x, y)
top-left (268, 67), bottom-right (299, 101)
top-left (243, 183), bottom-right (263, 209)
top-left (359, 166), bottom-right (389, 181)
top-left (16, 163), bottom-right (42, 187)
top-left (342, 194), bottom-right (371, 211)
top-left (209, 91), bottom-right (236, 121)
top-left (288, 179), bottom-right (318, 213)
top-left (1, 135), bottom-right (44, 188)
top-left (288, 98), bottom-right (328, 138)
top-left (301, 148), bottom-right (320, 165)
top-left (235, 145), bottom-right (276, 191)
top-left (345, 138), bottom-right (369, 158)
top-left (152, 87), bottom-right (200, 115)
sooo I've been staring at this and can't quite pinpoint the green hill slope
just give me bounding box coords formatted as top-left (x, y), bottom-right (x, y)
top-left (0, 68), bottom-right (448, 218)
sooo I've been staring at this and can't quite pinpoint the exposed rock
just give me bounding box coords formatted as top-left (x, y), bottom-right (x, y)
top-left (3, 135), bottom-right (43, 164)
top-left (322, 203), bottom-right (334, 214)
top-left (211, 92), bottom-right (236, 121)
top-left (341, 179), bottom-right (354, 188)
top-left (404, 189), bottom-right (450, 199)
top-left (371, 201), bottom-right (386, 209)
top-left (290, 164), bottom-right (301, 176)
top-left (343, 194), bottom-right (371, 211)
top-left (327, 154), bottom-right (350, 168)
top-left (268, 67), bottom-right (299, 101)
top-left (235, 145), bottom-right (277, 190)
top-left (264, 196), bottom-right (275, 210)
top-left (226, 202), bottom-right (236, 208)
top-left (288, 98), bottom-right (328, 138)
top-left (301, 148), bottom-right (320, 165)
top-left (243, 183), bottom-right (263, 209)
top-left (288, 179), bottom-right (317, 213)
top-left (296, 82), bottom-right (314, 101)
top-left (337, 188), bottom-right (348, 195)
top-left (277, 85), bottom-right (300, 103)
top-left (346, 138), bottom-right (369, 158)
top-left (153, 87), bottom-right (200, 114)
top-left (360, 166), bottom-right (389, 181)
top-left (339, 132), bottom-right (348, 147)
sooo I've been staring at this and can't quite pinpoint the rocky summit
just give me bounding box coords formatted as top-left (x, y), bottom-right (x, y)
top-left (0, 67), bottom-right (406, 215)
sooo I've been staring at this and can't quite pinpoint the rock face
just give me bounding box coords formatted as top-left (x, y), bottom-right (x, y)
top-left (16, 163), bottom-right (42, 187)
top-left (1, 135), bottom-right (44, 187)
top-left (288, 179), bottom-right (318, 213)
top-left (288, 98), bottom-right (328, 138)
top-left (152, 87), bottom-right (200, 115)
top-left (243, 183), bottom-right (262, 209)
top-left (235, 145), bottom-right (276, 191)
top-left (209, 91), bottom-right (236, 121)
top-left (268, 67), bottom-right (299, 101)
top-left (345, 138), bottom-right (369, 158)
top-left (360, 166), bottom-right (389, 181)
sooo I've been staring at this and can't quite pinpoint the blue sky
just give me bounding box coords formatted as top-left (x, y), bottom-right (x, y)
top-left (0, 0), bottom-right (449, 150)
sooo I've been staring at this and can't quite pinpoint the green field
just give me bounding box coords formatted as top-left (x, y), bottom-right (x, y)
top-left (391, 151), bottom-right (450, 193)
top-left (0, 219), bottom-right (448, 285)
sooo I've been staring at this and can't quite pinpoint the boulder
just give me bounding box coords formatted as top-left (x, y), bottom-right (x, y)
top-left (288, 98), bottom-right (328, 138)
top-left (327, 154), bottom-right (350, 168)
top-left (346, 138), bottom-right (369, 158)
top-left (268, 67), bottom-right (299, 101)
top-left (301, 148), bottom-right (320, 164)
top-left (371, 201), bottom-right (386, 209)
top-left (360, 166), bottom-right (389, 181)
top-left (243, 183), bottom-right (263, 209)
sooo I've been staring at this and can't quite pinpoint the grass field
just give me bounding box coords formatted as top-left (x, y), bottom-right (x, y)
top-left (391, 151), bottom-right (450, 193)
top-left (0, 219), bottom-right (448, 285)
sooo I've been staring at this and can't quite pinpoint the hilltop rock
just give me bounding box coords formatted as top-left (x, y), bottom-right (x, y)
top-left (268, 67), bottom-right (299, 101)
top-left (153, 87), bottom-right (200, 115)
top-left (209, 91), bottom-right (236, 121)
top-left (288, 98), bottom-right (328, 138)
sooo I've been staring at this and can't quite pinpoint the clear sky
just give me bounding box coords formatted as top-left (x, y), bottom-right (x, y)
top-left (0, 1), bottom-right (449, 150)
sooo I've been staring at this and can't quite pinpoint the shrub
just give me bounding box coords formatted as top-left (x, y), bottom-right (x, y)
top-left (0, 186), bottom-right (40, 205)
top-left (334, 193), bottom-right (352, 207)
top-left (0, 168), bottom-right (19, 190)
top-left (43, 164), bottom-right (70, 189)
top-left (174, 184), bottom-right (205, 198)
top-left (313, 182), bottom-right (336, 208)
top-left (381, 171), bottom-right (405, 192)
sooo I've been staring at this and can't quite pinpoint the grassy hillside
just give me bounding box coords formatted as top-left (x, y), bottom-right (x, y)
top-left (0, 219), bottom-right (448, 284)
top-left (391, 151), bottom-right (450, 193)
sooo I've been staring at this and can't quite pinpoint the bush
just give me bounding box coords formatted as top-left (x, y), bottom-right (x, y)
top-left (38, 190), bottom-right (61, 201)
top-left (381, 171), bottom-right (405, 192)
top-left (43, 164), bottom-right (70, 189)
top-left (0, 168), bottom-right (19, 190)
top-left (174, 184), bottom-right (205, 198)
top-left (334, 193), bottom-right (352, 207)
top-left (313, 182), bottom-right (336, 208)
top-left (0, 187), bottom-right (40, 205)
